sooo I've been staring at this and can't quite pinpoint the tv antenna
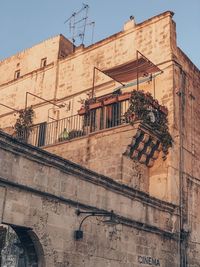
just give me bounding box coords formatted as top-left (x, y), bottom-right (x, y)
top-left (64, 3), bottom-right (95, 46)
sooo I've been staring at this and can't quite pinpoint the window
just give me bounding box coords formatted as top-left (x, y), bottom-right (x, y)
top-left (105, 102), bottom-right (121, 128)
top-left (14, 70), bottom-right (20, 79)
top-left (37, 122), bottom-right (47, 147)
top-left (83, 102), bottom-right (122, 134)
top-left (41, 58), bottom-right (47, 68)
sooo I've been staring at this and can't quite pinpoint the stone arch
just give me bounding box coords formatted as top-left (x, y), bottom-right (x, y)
top-left (0, 224), bottom-right (45, 267)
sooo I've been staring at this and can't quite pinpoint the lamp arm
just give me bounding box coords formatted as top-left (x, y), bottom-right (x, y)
top-left (79, 214), bottom-right (94, 231)
top-left (78, 211), bottom-right (114, 231)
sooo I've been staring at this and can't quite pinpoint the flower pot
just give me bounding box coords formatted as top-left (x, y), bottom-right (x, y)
top-left (78, 108), bottom-right (86, 115)
top-left (89, 102), bottom-right (102, 110)
top-left (118, 93), bottom-right (131, 102)
top-left (103, 96), bottom-right (117, 105)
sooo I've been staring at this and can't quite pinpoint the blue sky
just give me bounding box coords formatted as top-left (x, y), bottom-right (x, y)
top-left (0, 1), bottom-right (199, 68)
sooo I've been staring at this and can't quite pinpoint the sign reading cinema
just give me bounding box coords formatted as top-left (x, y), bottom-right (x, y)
top-left (138, 255), bottom-right (160, 266)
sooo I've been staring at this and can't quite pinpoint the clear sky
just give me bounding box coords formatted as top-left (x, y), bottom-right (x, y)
top-left (0, 1), bottom-right (199, 68)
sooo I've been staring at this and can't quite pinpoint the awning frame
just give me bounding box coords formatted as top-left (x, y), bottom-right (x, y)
top-left (91, 50), bottom-right (162, 98)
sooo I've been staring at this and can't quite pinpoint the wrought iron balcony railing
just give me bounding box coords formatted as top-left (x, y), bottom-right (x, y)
top-left (16, 99), bottom-right (130, 147)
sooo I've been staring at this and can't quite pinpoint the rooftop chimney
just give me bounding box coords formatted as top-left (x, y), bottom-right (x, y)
top-left (123, 16), bottom-right (136, 31)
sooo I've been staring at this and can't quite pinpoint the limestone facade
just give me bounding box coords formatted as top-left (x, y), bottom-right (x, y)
top-left (0, 10), bottom-right (200, 266)
top-left (0, 131), bottom-right (179, 267)
top-left (0, 11), bottom-right (178, 202)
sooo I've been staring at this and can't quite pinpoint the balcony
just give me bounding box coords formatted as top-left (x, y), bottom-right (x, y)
top-left (13, 52), bottom-right (171, 168)
top-left (15, 89), bottom-right (172, 169)
top-left (16, 96), bottom-right (130, 147)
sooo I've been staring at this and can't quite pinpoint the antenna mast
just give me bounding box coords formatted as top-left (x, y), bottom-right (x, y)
top-left (64, 3), bottom-right (95, 46)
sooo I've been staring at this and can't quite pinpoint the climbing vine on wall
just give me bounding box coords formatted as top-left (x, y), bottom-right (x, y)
top-left (14, 107), bottom-right (34, 141)
top-left (125, 90), bottom-right (173, 155)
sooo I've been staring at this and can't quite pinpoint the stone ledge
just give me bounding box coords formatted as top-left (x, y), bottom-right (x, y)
top-left (42, 124), bottom-right (132, 149)
top-left (0, 130), bottom-right (178, 213)
top-left (0, 176), bottom-right (178, 239)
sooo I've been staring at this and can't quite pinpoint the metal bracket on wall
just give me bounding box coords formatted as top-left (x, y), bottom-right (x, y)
top-left (74, 209), bottom-right (117, 240)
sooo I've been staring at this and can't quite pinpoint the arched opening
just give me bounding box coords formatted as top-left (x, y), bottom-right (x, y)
top-left (0, 224), bottom-right (45, 267)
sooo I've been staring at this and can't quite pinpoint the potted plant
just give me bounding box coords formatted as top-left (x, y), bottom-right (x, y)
top-left (125, 90), bottom-right (173, 157)
top-left (14, 106), bottom-right (34, 142)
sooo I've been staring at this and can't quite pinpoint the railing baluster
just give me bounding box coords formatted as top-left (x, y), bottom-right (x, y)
top-left (27, 100), bottom-right (131, 147)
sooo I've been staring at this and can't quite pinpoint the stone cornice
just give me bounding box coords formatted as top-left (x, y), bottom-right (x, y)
top-left (0, 130), bottom-right (178, 214)
top-left (0, 175), bottom-right (177, 239)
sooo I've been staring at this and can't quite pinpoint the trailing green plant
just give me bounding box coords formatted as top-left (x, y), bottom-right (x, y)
top-left (125, 90), bottom-right (173, 155)
top-left (14, 107), bottom-right (34, 141)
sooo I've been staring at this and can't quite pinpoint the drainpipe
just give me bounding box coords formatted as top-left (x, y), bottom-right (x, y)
top-left (53, 54), bottom-right (60, 107)
top-left (176, 63), bottom-right (187, 267)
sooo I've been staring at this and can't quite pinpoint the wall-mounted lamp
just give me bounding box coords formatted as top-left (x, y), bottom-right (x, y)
top-left (74, 209), bottom-right (118, 240)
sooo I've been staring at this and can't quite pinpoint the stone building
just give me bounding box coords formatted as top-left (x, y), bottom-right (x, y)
top-left (0, 10), bottom-right (199, 267)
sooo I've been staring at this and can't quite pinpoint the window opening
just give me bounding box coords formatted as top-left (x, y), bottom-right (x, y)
top-left (37, 122), bottom-right (47, 147)
top-left (106, 102), bottom-right (121, 128)
top-left (14, 70), bottom-right (20, 79)
top-left (41, 58), bottom-right (47, 68)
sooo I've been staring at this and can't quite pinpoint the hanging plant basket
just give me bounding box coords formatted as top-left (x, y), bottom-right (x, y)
top-left (124, 90), bottom-right (173, 157)
top-left (14, 106), bottom-right (34, 142)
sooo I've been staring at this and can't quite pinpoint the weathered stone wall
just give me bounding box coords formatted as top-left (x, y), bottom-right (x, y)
top-left (187, 178), bottom-right (200, 266)
top-left (0, 131), bottom-right (179, 267)
top-left (44, 119), bottom-right (179, 204)
top-left (45, 125), bottom-right (149, 193)
top-left (0, 10), bottom-right (200, 265)
top-left (0, 35), bottom-right (61, 85)
top-left (0, 11), bottom-right (179, 205)
top-left (0, 35), bottom-right (73, 129)
top-left (171, 45), bottom-right (200, 266)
